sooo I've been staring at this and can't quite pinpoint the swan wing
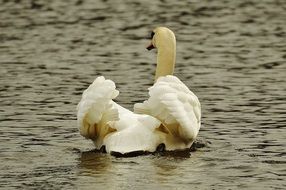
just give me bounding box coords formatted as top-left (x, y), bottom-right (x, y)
top-left (77, 76), bottom-right (120, 148)
top-left (134, 75), bottom-right (201, 147)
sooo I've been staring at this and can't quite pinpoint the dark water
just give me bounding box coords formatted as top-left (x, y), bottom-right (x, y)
top-left (0, 0), bottom-right (285, 189)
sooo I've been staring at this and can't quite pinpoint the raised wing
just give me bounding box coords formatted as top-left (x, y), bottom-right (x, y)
top-left (77, 76), bottom-right (119, 148)
top-left (134, 75), bottom-right (201, 148)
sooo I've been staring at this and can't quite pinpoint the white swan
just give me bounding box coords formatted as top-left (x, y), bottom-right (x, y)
top-left (77, 27), bottom-right (201, 155)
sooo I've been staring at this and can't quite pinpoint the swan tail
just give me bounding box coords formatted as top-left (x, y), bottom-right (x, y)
top-left (104, 115), bottom-right (163, 154)
top-left (77, 76), bottom-right (119, 146)
top-left (134, 75), bottom-right (201, 148)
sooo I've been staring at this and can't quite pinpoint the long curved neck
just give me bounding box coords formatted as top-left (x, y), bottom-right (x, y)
top-left (155, 42), bottom-right (176, 81)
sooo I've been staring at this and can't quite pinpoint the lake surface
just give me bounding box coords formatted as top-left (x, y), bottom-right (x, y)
top-left (0, 0), bottom-right (285, 189)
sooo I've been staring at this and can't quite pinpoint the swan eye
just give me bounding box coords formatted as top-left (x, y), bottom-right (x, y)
top-left (150, 31), bottom-right (155, 39)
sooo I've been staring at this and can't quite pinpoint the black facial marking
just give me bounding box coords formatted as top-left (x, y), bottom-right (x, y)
top-left (150, 31), bottom-right (155, 39)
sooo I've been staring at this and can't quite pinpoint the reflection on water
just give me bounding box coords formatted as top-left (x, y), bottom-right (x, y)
top-left (0, 0), bottom-right (285, 189)
top-left (79, 150), bottom-right (112, 172)
top-left (78, 150), bottom-right (194, 189)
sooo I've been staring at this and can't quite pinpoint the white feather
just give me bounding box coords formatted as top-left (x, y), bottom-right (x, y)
top-left (77, 27), bottom-right (202, 154)
top-left (77, 76), bottom-right (165, 153)
top-left (134, 75), bottom-right (201, 150)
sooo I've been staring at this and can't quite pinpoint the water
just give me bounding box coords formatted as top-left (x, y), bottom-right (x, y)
top-left (0, 0), bottom-right (285, 189)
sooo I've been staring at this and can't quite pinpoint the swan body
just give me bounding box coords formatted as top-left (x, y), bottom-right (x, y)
top-left (77, 27), bottom-right (201, 154)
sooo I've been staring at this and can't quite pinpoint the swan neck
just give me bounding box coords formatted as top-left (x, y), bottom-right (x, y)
top-left (155, 45), bottom-right (176, 81)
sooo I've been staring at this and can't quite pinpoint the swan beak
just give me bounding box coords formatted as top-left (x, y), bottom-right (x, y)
top-left (146, 43), bottom-right (155, 51)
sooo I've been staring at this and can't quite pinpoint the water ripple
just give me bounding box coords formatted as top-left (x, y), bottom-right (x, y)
top-left (0, 0), bottom-right (285, 189)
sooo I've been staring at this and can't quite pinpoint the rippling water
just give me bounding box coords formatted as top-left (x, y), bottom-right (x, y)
top-left (0, 0), bottom-right (285, 189)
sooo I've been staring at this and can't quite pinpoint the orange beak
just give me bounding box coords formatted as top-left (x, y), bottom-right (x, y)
top-left (146, 42), bottom-right (155, 51)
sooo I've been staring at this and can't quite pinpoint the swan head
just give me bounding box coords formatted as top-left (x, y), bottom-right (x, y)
top-left (146, 27), bottom-right (176, 51)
